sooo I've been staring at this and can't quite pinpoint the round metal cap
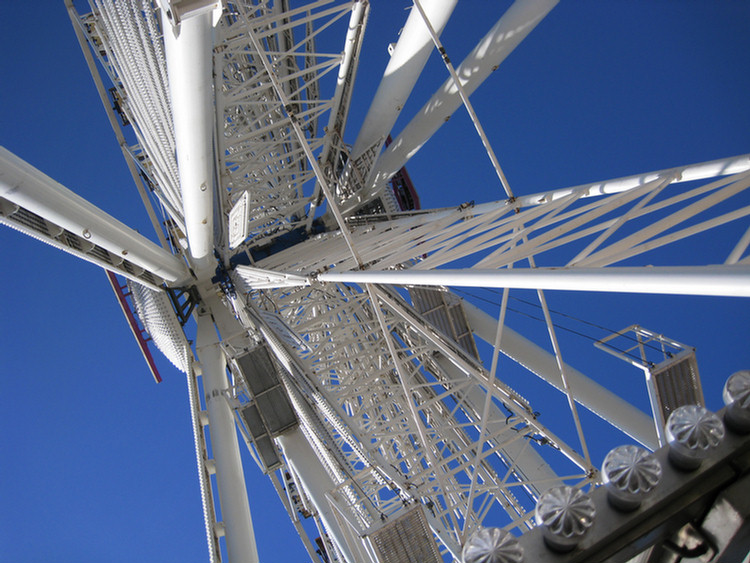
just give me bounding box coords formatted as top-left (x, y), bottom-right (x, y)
top-left (535, 486), bottom-right (595, 552)
top-left (602, 445), bottom-right (661, 510)
top-left (723, 370), bottom-right (750, 433)
top-left (462, 527), bottom-right (523, 563)
top-left (666, 405), bottom-right (725, 470)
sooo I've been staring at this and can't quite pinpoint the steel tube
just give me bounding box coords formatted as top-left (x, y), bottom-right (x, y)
top-left (0, 146), bottom-right (188, 283)
top-left (350, 0), bottom-right (458, 162)
top-left (162, 11), bottom-right (215, 274)
top-left (325, 0), bottom-right (369, 146)
top-left (277, 428), bottom-right (358, 563)
top-left (318, 265), bottom-right (750, 298)
top-left (383, 154), bottom-right (750, 227)
top-left (511, 154), bottom-right (750, 210)
top-left (308, 0), bottom-right (369, 228)
top-left (366, 0), bottom-right (558, 194)
top-left (196, 311), bottom-right (260, 563)
top-left (413, 0), bottom-right (514, 199)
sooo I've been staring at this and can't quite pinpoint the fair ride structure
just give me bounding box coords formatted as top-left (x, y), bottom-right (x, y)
top-left (1, 1), bottom-right (749, 562)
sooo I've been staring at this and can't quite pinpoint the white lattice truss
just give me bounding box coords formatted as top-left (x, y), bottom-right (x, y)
top-left (251, 167), bottom-right (750, 275)
top-left (78, 0), bottom-right (362, 247)
top-left (217, 0), bottom-right (359, 243)
top-left (230, 158), bottom-right (750, 554)
top-left (85, 0), bottom-right (183, 224)
top-left (231, 280), bottom-right (583, 549)
top-left (39, 1), bottom-right (750, 561)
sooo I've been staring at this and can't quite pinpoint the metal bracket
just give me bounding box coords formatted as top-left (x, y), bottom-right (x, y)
top-left (166, 285), bottom-right (199, 326)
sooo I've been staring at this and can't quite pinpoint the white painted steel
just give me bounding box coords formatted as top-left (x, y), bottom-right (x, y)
top-left (365, 0), bottom-right (559, 197)
top-left (65, 0), bottom-right (170, 250)
top-left (412, 0), bottom-right (514, 199)
top-left (366, 284), bottom-right (460, 531)
top-left (357, 155), bottom-right (750, 237)
top-left (534, 282), bottom-right (592, 466)
top-left (234, 265), bottom-right (309, 290)
top-left (243, 21), bottom-right (365, 266)
top-left (163, 10), bottom-right (216, 273)
top-left (277, 428), bottom-right (358, 563)
top-left (373, 285), bottom-right (591, 472)
top-left (431, 355), bottom-right (563, 497)
top-left (127, 279), bottom-right (191, 373)
top-left (318, 265), bottom-right (750, 298)
top-left (185, 359), bottom-right (222, 563)
top-left (18, 2), bottom-right (748, 560)
top-left (92, 0), bottom-right (182, 221)
top-left (727, 224), bottom-right (750, 264)
top-left (325, 0), bottom-right (369, 149)
top-left (0, 146), bottom-right (188, 283)
top-left (196, 308), bottom-right (260, 563)
top-left (350, 0), bottom-right (458, 162)
top-left (575, 173), bottom-right (750, 268)
top-left (215, 2), bottom-right (358, 246)
top-left (508, 154), bottom-right (750, 210)
top-left (309, 0), bottom-right (369, 226)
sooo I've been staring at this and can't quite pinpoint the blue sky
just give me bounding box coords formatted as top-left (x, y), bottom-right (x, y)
top-left (1, 1), bottom-right (749, 562)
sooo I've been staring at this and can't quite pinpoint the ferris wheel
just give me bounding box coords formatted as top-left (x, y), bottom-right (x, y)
top-left (1, 1), bottom-right (749, 562)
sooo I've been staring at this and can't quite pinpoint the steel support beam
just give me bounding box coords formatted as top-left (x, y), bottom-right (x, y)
top-left (196, 309), bottom-right (259, 563)
top-left (0, 146), bottom-right (188, 284)
top-left (364, 0), bottom-right (558, 199)
top-left (318, 265), bottom-right (750, 298)
top-left (350, 0), bottom-right (458, 163)
top-left (277, 427), bottom-right (359, 563)
top-left (511, 154), bottom-right (750, 210)
top-left (461, 299), bottom-right (658, 450)
top-left (162, 10), bottom-right (216, 275)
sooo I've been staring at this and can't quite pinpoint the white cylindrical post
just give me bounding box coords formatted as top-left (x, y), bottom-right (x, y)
top-left (511, 154), bottom-right (750, 210)
top-left (324, 0), bottom-right (369, 144)
top-left (163, 11), bottom-right (216, 275)
top-left (196, 313), bottom-right (259, 563)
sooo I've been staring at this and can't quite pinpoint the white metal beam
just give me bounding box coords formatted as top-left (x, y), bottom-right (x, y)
top-left (461, 299), bottom-right (659, 450)
top-left (508, 154), bottom-right (750, 210)
top-left (318, 265), bottom-right (750, 298)
top-left (309, 0), bottom-right (370, 226)
top-left (0, 146), bottom-right (188, 284)
top-left (350, 0), bottom-right (458, 162)
top-left (412, 0), bottom-right (514, 199)
top-left (324, 0), bottom-right (370, 153)
top-left (162, 10), bottom-right (216, 274)
top-left (65, 0), bottom-right (171, 250)
top-left (364, 0), bottom-right (558, 199)
top-left (277, 428), bottom-right (359, 563)
top-left (196, 306), bottom-right (260, 563)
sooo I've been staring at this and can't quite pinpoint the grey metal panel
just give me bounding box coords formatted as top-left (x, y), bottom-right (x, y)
top-left (240, 404), bottom-right (266, 440)
top-left (254, 435), bottom-right (281, 470)
top-left (256, 387), bottom-right (298, 436)
top-left (368, 506), bottom-right (442, 563)
top-left (652, 355), bottom-right (705, 423)
top-left (239, 403), bottom-right (285, 473)
top-left (236, 345), bottom-right (281, 395)
top-left (409, 286), bottom-right (480, 360)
